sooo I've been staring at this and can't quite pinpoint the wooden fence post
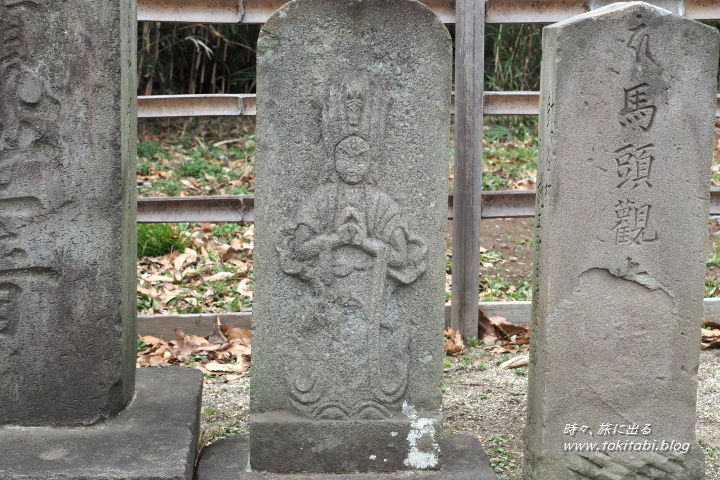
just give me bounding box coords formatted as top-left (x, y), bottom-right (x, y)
top-left (450, 0), bottom-right (484, 339)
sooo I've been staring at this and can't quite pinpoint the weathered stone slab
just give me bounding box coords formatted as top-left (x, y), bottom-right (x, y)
top-left (197, 433), bottom-right (498, 480)
top-left (526, 3), bottom-right (719, 479)
top-left (0, 0), bottom-right (137, 425)
top-left (252, 0), bottom-right (451, 473)
top-left (0, 368), bottom-right (203, 480)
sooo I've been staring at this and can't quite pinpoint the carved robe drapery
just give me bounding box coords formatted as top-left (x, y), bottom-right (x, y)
top-left (277, 181), bottom-right (426, 420)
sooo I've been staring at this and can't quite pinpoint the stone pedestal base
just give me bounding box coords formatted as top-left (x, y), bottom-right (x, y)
top-left (0, 368), bottom-right (202, 480)
top-left (250, 412), bottom-right (443, 473)
top-left (197, 433), bottom-right (497, 480)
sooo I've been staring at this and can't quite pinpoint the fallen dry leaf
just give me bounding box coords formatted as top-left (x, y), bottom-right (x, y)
top-left (512, 178), bottom-right (536, 190)
top-left (225, 343), bottom-right (251, 359)
top-left (237, 278), bottom-right (253, 297)
top-left (443, 328), bottom-right (465, 356)
top-left (488, 316), bottom-right (529, 337)
top-left (204, 362), bottom-right (236, 373)
top-left (487, 315), bottom-right (531, 346)
top-left (173, 253), bottom-right (189, 272)
top-left (145, 275), bottom-right (175, 283)
top-left (499, 354), bottom-right (529, 369)
top-left (206, 316), bottom-right (229, 344)
top-left (223, 326), bottom-right (252, 345)
top-left (203, 271), bottom-right (235, 283)
top-left (491, 345), bottom-right (521, 354)
top-left (479, 308), bottom-right (497, 339)
top-left (703, 319), bottom-right (720, 330)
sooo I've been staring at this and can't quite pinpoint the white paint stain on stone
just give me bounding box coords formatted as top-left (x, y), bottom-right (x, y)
top-left (401, 403), bottom-right (440, 469)
top-left (369, 454), bottom-right (377, 460)
top-left (391, 431), bottom-right (398, 437)
top-left (402, 401), bottom-right (417, 419)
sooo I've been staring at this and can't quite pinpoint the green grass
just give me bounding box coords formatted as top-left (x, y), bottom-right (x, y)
top-left (137, 120), bottom-right (256, 198)
top-left (483, 120), bottom-right (538, 191)
top-left (137, 223), bottom-right (191, 259)
top-left (485, 434), bottom-right (521, 479)
top-left (480, 275), bottom-right (533, 302)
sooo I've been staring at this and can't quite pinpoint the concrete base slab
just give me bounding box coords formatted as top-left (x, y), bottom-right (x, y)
top-left (0, 368), bottom-right (203, 480)
top-left (197, 433), bottom-right (498, 480)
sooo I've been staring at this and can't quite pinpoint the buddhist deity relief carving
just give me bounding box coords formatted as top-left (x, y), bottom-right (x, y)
top-left (276, 71), bottom-right (427, 420)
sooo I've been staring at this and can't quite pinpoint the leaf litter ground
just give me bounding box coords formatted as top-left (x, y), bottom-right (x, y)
top-left (136, 118), bottom-right (720, 479)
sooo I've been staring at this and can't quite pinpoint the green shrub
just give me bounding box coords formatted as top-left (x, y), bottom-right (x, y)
top-left (137, 140), bottom-right (166, 159)
top-left (137, 223), bottom-right (191, 259)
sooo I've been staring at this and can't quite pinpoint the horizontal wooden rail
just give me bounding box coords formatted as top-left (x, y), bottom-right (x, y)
top-left (137, 188), bottom-right (720, 223)
top-left (136, 0), bottom-right (720, 24)
top-left (138, 94), bottom-right (256, 117)
top-left (138, 93), bottom-right (720, 118)
top-left (137, 196), bottom-right (254, 223)
top-left (137, 297), bottom-right (720, 336)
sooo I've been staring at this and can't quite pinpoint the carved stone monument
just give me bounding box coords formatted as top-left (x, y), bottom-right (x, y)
top-left (0, 1), bottom-right (202, 478)
top-left (252, 0), bottom-right (450, 474)
top-left (526, 3), bottom-right (719, 479)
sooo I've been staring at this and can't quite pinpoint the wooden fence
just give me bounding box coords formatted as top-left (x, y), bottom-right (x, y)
top-left (136, 0), bottom-right (720, 338)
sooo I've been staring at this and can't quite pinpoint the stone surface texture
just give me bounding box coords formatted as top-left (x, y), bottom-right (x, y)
top-left (0, 0), bottom-right (137, 425)
top-left (526, 3), bottom-right (720, 479)
top-left (198, 433), bottom-right (497, 480)
top-left (252, 0), bottom-right (451, 473)
top-left (0, 368), bottom-right (202, 480)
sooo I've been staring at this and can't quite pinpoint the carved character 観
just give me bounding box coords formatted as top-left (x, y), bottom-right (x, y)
top-left (612, 199), bottom-right (656, 245)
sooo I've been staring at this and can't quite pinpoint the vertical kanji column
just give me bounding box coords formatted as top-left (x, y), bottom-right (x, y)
top-left (526, 3), bottom-right (719, 479)
top-left (0, 0), bottom-right (136, 426)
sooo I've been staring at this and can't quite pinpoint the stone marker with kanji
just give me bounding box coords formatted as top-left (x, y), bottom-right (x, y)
top-left (0, 1), bottom-right (202, 478)
top-left (526, 3), bottom-right (719, 479)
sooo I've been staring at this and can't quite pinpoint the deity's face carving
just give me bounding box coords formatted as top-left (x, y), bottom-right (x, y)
top-left (335, 136), bottom-right (370, 185)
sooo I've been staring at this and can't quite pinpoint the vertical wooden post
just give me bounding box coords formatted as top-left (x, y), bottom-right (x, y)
top-left (451, 0), bottom-right (484, 339)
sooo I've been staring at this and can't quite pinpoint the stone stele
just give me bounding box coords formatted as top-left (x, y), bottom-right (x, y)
top-left (0, 1), bottom-right (201, 478)
top-left (250, 0), bottom-right (451, 473)
top-left (526, 3), bottom-right (719, 479)
top-left (0, 0), bottom-right (136, 427)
